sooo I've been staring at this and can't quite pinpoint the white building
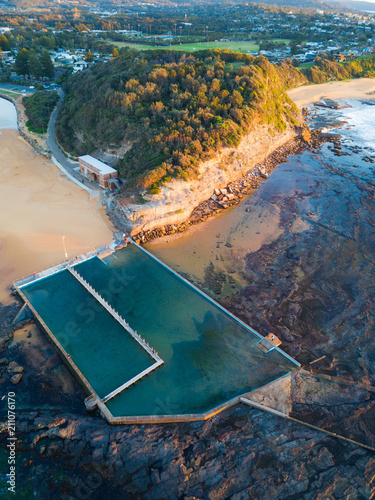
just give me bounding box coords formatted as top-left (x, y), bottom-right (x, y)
top-left (79, 155), bottom-right (119, 190)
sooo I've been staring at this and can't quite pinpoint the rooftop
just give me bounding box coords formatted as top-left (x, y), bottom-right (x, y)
top-left (79, 155), bottom-right (117, 175)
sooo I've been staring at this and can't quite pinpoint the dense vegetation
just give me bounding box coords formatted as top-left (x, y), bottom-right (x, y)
top-left (15, 48), bottom-right (54, 79)
top-left (56, 48), bottom-right (305, 190)
top-left (304, 55), bottom-right (375, 83)
top-left (23, 90), bottom-right (59, 133)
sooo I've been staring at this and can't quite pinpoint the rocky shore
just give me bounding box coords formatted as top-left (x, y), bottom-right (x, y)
top-left (2, 96), bottom-right (375, 498)
top-left (1, 286), bottom-right (375, 499)
top-left (130, 126), bottom-right (325, 245)
top-left (1, 381), bottom-right (375, 499)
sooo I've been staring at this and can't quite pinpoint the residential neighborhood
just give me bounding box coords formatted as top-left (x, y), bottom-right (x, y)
top-left (0, 2), bottom-right (375, 83)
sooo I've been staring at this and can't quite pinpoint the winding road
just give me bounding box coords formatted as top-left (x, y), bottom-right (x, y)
top-left (47, 89), bottom-right (101, 195)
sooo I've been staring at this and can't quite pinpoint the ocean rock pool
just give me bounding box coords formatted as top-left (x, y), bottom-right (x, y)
top-left (20, 243), bottom-right (298, 419)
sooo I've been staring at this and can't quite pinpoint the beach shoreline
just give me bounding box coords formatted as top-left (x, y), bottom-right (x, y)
top-left (0, 128), bottom-right (113, 304)
top-left (287, 77), bottom-right (375, 107)
top-left (130, 78), bottom-right (375, 244)
top-left (0, 92), bottom-right (50, 157)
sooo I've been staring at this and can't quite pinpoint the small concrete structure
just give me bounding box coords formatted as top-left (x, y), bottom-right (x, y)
top-left (78, 154), bottom-right (118, 190)
top-left (11, 303), bottom-right (33, 325)
top-left (265, 333), bottom-right (282, 347)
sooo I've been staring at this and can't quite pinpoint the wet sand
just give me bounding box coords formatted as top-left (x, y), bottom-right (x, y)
top-left (0, 129), bottom-right (113, 303)
top-left (146, 199), bottom-right (283, 295)
top-left (288, 77), bottom-right (375, 107)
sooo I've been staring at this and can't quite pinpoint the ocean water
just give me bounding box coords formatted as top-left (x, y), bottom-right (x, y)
top-left (335, 98), bottom-right (375, 148)
top-left (0, 97), bottom-right (17, 129)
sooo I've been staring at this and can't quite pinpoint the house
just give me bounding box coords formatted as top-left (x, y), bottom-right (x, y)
top-left (79, 155), bottom-right (119, 190)
top-left (73, 60), bottom-right (89, 73)
top-left (335, 53), bottom-right (347, 62)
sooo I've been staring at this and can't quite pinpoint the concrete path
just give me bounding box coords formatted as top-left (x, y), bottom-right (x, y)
top-left (66, 263), bottom-right (164, 403)
top-left (240, 396), bottom-right (375, 452)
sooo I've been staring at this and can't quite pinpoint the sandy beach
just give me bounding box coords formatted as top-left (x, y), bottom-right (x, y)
top-left (287, 77), bottom-right (375, 107)
top-left (0, 129), bottom-right (113, 303)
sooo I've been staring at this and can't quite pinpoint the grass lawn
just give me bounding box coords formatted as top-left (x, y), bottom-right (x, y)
top-left (273, 38), bottom-right (292, 45)
top-left (299, 62), bottom-right (315, 69)
top-left (109, 41), bottom-right (160, 50)
top-left (109, 39), bottom-right (261, 53)
top-left (0, 88), bottom-right (25, 97)
top-left (170, 41), bottom-right (260, 52)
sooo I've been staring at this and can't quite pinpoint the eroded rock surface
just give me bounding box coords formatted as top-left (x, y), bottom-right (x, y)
top-left (2, 405), bottom-right (375, 499)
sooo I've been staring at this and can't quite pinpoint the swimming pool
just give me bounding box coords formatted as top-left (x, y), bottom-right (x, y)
top-left (19, 243), bottom-right (298, 420)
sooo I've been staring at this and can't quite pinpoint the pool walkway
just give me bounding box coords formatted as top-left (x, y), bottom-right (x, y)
top-left (66, 263), bottom-right (164, 403)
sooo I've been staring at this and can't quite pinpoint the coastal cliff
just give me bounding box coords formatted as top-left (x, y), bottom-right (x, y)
top-left (111, 122), bottom-right (302, 235)
top-left (55, 48), bottom-right (306, 236)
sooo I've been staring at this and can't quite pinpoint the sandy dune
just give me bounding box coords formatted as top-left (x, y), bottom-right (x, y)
top-left (0, 129), bottom-right (113, 303)
top-left (288, 77), bottom-right (375, 107)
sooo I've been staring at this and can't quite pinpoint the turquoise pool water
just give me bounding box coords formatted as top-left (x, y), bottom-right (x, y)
top-left (22, 270), bottom-right (154, 399)
top-left (22, 244), bottom-right (296, 416)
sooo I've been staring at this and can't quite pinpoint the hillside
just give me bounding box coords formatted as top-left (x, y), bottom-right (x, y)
top-left (333, 0), bottom-right (375, 11)
top-left (303, 55), bottom-right (375, 83)
top-left (56, 48), bottom-right (305, 191)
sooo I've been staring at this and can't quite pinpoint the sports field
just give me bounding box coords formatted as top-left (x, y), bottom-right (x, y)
top-left (109, 39), bottom-right (261, 53)
top-left (110, 38), bottom-right (291, 54)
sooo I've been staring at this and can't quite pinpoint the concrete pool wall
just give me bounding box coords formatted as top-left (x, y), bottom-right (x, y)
top-left (14, 241), bottom-right (300, 424)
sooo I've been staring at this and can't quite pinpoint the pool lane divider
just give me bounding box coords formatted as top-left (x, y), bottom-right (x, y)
top-left (66, 263), bottom-right (164, 403)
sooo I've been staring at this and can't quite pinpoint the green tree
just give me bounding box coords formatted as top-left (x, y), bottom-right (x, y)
top-left (15, 48), bottom-right (29, 76)
top-left (84, 51), bottom-right (94, 62)
top-left (0, 34), bottom-right (10, 52)
top-left (290, 42), bottom-right (298, 56)
top-left (41, 51), bottom-right (54, 79)
top-left (28, 51), bottom-right (43, 79)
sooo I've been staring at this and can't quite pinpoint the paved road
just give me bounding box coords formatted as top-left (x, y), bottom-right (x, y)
top-left (47, 89), bottom-right (101, 194)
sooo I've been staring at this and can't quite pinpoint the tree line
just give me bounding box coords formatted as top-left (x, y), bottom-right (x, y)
top-left (304, 55), bottom-right (375, 83)
top-left (23, 90), bottom-right (59, 133)
top-left (15, 48), bottom-right (54, 78)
